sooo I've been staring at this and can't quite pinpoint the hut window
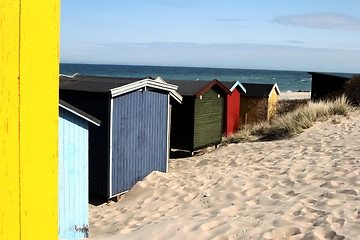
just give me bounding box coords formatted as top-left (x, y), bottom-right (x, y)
top-left (199, 95), bottom-right (203, 100)
top-left (218, 94), bottom-right (220, 98)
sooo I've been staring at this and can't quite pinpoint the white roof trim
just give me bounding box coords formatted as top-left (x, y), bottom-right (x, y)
top-left (268, 83), bottom-right (281, 98)
top-left (59, 103), bottom-right (101, 126)
top-left (154, 77), bottom-right (183, 104)
top-left (59, 74), bottom-right (72, 78)
top-left (110, 78), bottom-right (183, 103)
top-left (229, 81), bottom-right (247, 94)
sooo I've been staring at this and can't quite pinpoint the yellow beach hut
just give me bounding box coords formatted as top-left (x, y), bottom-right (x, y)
top-left (239, 83), bottom-right (280, 127)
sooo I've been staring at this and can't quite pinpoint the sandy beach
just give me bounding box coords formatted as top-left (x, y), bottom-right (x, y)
top-left (87, 107), bottom-right (359, 240)
top-left (278, 92), bottom-right (311, 101)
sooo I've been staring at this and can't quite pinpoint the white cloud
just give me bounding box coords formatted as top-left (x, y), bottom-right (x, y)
top-left (274, 13), bottom-right (360, 31)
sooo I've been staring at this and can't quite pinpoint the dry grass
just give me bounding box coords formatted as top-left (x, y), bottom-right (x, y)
top-left (276, 99), bottom-right (309, 116)
top-left (345, 74), bottom-right (360, 106)
top-left (222, 96), bottom-right (352, 144)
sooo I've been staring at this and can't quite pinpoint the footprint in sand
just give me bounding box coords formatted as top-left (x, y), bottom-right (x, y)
top-left (326, 216), bottom-right (345, 227)
top-left (336, 189), bottom-right (357, 196)
top-left (323, 230), bottom-right (345, 240)
top-left (271, 193), bottom-right (283, 200)
top-left (285, 190), bottom-right (300, 197)
top-left (327, 198), bottom-right (345, 206)
top-left (301, 231), bottom-right (319, 240)
top-left (320, 192), bottom-right (337, 199)
top-left (305, 207), bottom-right (326, 217)
top-left (263, 227), bottom-right (301, 239)
top-left (280, 178), bottom-right (295, 187)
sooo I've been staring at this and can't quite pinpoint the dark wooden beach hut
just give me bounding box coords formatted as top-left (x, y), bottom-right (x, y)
top-left (309, 72), bottom-right (351, 101)
top-left (165, 79), bottom-right (231, 152)
top-left (239, 83), bottom-right (280, 127)
top-left (59, 74), bottom-right (182, 199)
top-left (58, 100), bottom-right (100, 239)
top-left (221, 81), bottom-right (247, 136)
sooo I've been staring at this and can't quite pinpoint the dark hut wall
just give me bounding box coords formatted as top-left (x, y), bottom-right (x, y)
top-left (59, 91), bottom-right (109, 196)
top-left (310, 72), bottom-right (350, 101)
top-left (193, 87), bottom-right (224, 150)
top-left (111, 90), bottom-right (168, 196)
top-left (170, 97), bottom-right (195, 150)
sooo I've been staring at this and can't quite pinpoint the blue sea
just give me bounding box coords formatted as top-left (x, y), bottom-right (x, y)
top-left (59, 63), bottom-right (354, 92)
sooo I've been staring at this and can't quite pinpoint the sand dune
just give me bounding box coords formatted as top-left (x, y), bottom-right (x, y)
top-left (87, 111), bottom-right (360, 240)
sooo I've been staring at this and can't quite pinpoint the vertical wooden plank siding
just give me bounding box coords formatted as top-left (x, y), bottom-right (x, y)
top-left (58, 108), bottom-right (89, 239)
top-left (224, 88), bottom-right (240, 136)
top-left (111, 91), bottom-right (168, 196)
top-left (267, 91), bottom-right (278, 121)
top-left (194, 88), bottom-right (224, 150)
top-left (0, 0), bottom-right (60, 239)
top-left (239, 97), bottom-right (268, 127)
top-left (0, 1), bottom-right (20, 239)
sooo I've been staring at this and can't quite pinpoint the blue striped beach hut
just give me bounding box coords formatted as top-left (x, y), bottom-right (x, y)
top-left (58, 100), bottom-right (101, 239)
top-left (59, 74), bottom-right (182, 199)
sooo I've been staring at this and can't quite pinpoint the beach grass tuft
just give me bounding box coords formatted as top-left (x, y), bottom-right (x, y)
top-left (223, 95), bottom-right (352, 144)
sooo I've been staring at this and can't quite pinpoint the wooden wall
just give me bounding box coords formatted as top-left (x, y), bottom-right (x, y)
top-left (239, 97), bottom-right (268, 127)
top-left (267, 90), bottom-right (278, 121)
top-left (111, 91), bottom-right (169, 197)
top-left (170, 97), bottom-right (195, 151)
top-left (311, 73), bottom-right (349, 101)
top-left (194, 88), bottom-right (224, 150)
top-left (224, 88), bottom-right (240, 136)
top-left (0, 0), bottom-right (60, 239)
top-left (58, 108), bottom-right (89, 239)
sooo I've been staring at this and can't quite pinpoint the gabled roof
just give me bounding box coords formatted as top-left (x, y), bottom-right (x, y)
top-left (241, 83), bottom-right (280, 98)
top-left (164, 79), bottom-right (231, 98)
top-left (153, 77), bottom-right (183, 103)
top-left (221, 81), bottom-right (247, 94)
top-left (59, 99), bottom-right (101, 126)
top-left (59, 74), bottom-right (182, 103)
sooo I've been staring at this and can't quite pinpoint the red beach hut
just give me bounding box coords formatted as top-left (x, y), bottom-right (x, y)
top-left (221, 81), bottom-right (247, 136)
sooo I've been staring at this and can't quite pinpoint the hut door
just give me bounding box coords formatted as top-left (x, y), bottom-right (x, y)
top-left (111, 91), bottom-right (168, 196)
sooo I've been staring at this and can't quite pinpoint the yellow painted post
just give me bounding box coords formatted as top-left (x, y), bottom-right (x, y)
top-left (0, 0), bottom-right (60, 239)
top-left (0, 1), bottom-right (20, 239)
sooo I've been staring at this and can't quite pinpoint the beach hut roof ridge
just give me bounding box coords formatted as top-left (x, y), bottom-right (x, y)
top-left (164, 79), bottom-right (230, 97)
top-left (241, 83), bottom-right (280, 98)
top-left (221, 81), bottom-right (247, 94)
top-left (110, 78), bottom-right (179, 99)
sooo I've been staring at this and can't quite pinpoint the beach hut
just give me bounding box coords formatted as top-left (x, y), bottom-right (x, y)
top-left (165, 79), bottom-right (231, 152)
top-left (59, 74), bottom-right (182, 199)
top-left (239, 83), bottom-right (280, 127)
top-left (221, 81), bottom-right (247, 136)
top-left (58, 100), bottom-right (101, 239)
top-left (308, 72), bottom-right (351, 101)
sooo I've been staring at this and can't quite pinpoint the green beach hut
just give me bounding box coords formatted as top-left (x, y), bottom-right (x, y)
top-left (166, 79), bottom-right (231, 152)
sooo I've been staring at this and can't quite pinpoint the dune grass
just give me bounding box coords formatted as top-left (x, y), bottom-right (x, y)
top-left (223, 96), bottom-right (352, 144)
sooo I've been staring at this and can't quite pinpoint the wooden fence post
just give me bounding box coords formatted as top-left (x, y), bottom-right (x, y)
top-left (0, 0), bottom-right (60, 239)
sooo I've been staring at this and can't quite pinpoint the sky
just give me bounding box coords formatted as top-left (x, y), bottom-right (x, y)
top-left (60, 0), bottom-right (360, 73)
